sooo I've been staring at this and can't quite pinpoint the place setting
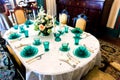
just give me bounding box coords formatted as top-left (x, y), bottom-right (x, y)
top-left (59, 42), bottom-right (70, 52)
top-left (73, 45), bottom-right (91, 58)
top-left (20, 45), bottom-right (39, 58)
top-left (58, 52), bottom-right (80, 68)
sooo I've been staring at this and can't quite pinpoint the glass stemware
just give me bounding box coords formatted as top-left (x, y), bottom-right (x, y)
top-left (54, 33), bottom-right (61, 42)
top-left (43, 41), bottom-right (50, 52)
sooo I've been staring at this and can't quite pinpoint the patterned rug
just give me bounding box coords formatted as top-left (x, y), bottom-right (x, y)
top-left (99, 39), bottom-right (120, 80)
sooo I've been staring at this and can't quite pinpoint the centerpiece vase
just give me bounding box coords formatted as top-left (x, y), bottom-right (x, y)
top-left (41, 27), bottom-right (52, 36)
top-left (42, 28), bottom-right (50, 36)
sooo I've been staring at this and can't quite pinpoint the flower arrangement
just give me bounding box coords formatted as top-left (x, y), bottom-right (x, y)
top-left (34, 7), bottom-right (54, 36)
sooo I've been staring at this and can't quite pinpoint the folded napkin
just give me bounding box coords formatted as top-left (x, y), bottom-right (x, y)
top-left (14, 42), bottom-right (30, 48)
top-left (59, 53), bottom-right (80, 68)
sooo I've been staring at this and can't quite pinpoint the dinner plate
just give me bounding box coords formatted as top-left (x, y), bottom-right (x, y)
top-left (33, 42), bottom-right (41, 46)
top-left (59, 47), bottom-right (70, 52)
top-left (73, 46), bottom-right (90, 58)
top-left (8, 32), bottom-right (21, 39)
top-left (20, 46), bottom-right (38, 58)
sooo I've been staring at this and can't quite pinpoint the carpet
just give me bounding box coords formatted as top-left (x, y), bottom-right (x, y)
top-left (99, 39), bottom-right (120, 80)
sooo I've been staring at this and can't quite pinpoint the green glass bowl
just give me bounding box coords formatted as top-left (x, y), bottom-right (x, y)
top-left (8, 33), bottom-right (21, 39)
top-left (73, 46), bottom-right (90, 58)
top-left (20, 46), bottom-right (38, 58)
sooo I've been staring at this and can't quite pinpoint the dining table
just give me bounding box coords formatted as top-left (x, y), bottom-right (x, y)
top-left (3, 22), bottom-right (101, 80)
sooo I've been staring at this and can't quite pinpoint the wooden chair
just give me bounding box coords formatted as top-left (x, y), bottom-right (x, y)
top-left (14, 6), bottom-right (26, 24)
top-left (73, 13), bottom-right (87, 31)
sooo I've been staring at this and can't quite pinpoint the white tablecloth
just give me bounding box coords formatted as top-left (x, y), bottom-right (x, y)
top-left (3, 24), bottom-right (101, 80)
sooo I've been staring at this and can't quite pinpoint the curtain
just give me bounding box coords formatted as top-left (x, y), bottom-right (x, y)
top-left (46, 0), bottom-right (56, 16)
top-left (107, 0), bottom-right (120, 29)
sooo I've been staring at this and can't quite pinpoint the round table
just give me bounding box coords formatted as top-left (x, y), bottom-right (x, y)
top-left (3, 24), bottom-right (101, 80)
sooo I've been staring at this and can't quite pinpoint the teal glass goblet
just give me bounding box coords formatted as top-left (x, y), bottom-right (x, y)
top-left (33, 38), bottom-right (41, 45)
top-left (24, 30), bottom-right (29, 38)
top-left (74, 37), bottom-right (80, 45)
top-left (54, 33), bottom-right (61, 42)
top-left (13, 25), bottom-right (18, 30)
top-left (19, 26), bottom-right (25, 33)
top-left (43, 41), bottom-right (50, 52)
top-left (74, 33), bottom-right (81, 38)
top-left (64, 26), bottom-right (69, 33)
top-left (62, 43), bottom-right (69, 50)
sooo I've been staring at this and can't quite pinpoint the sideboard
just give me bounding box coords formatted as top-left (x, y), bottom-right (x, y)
top-left (56, 0), bottom-right (113, 37)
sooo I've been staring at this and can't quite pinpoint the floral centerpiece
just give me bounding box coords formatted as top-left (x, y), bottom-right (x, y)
top-left (34, 7), bottom-right (54, 36)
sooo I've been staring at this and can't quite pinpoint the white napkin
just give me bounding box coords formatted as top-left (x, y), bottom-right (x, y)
top-left (59, 53), bottom-right (80, 68)
top-left (14, 42), bottom-right (30, 48)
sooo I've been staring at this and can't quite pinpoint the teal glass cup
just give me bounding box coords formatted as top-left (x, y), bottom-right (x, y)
top-left (64, 26), bottom-right (69, 33)
top-left (43, 41), bottom-right (50, 51)
top-left (26, 25), bottom-right (29, 28)
top-left (74, 37), bottom-right (80, 45)
top-left (33, 38), bottom-right (41, 45)
top-left (19, 26), bottom-right (25, 33)
top-left (54, 33), bottom-right (61, 42)
top-left (75, 33), bottom-right (80, 38)
top-left (24, 30), bottom-right (29, 38)
top-left (13, 25), bottom-right (18, 30)
top-left (62, 43), bottom-right (69, 50)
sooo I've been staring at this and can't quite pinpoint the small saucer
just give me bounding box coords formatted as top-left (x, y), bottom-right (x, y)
top-left (33, 42), bottom-right (41, 46)
top-left (59, 47), bottom-right (70, 52)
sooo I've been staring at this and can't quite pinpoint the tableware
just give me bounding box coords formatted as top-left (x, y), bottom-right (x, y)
top-left (43, 41), bottom-right (50, 52)
top-left (26, 25), bottom-right (29, 28)
top-left (71, 28), bottom-right (83, 34)
top-left (74, 37), bottom-right (80, 45)
top-left (25, 20), bottom-right (33, 25)
top-left (62, 43), bottom-right (69, 49)
top-left (33, 38), bottom-right (41, 46)
top-left (64, 26), bottom-right (69, 33)
top-left (8, 32), bottom-right (21, 39)
top-left (13, 25), bottom-right (18, 30)
top-left (19, 25), bottom-right (25, 33)
top-left (54, 33), bottom-right (61, 42)
top-left (67, 53), bottom-right (80, 64)
top-left (58, 30), bottom-right (64, 35)
top-left (73, 46), bottom-right (90, 58)
top-left (26, 53), bottom-right (44, 64)
top-left (74, 33), bottom-right (81, 38)
top-left (20, 46), bottom-right (38, 58)
top-left (59, 43), bottom-right (70, 52)
top-left (24, 30), bottom-right (29, 38)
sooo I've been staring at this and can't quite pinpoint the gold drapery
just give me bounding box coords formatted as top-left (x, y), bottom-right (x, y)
top-left (46, 0), bottom-right (56, 16)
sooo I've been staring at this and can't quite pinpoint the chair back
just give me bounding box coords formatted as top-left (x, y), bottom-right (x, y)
top-left (14, 6), bottom-right (26, 24)
top-left (73, 13), bottom-right (87, 31)
top-left (59, 9), bottom-right (70, 25)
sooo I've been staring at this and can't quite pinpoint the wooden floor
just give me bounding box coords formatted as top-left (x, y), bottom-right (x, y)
top-left (98, 35), bottom-right (120, 47)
